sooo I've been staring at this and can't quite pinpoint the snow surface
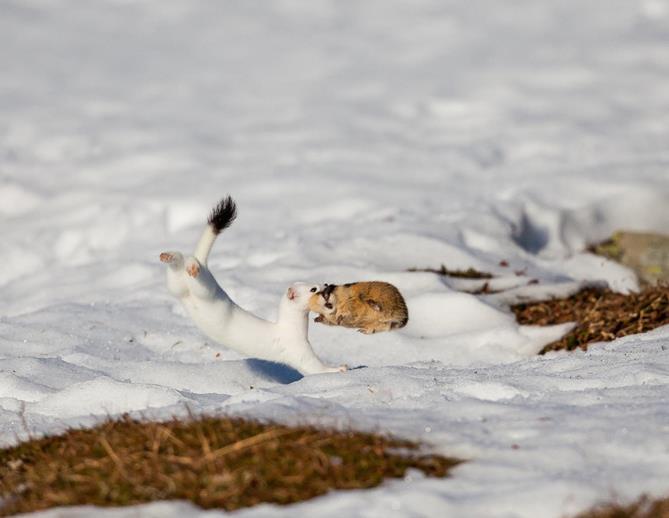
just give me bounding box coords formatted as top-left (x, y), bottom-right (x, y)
top-left (2, 0), bottom-right (669, 516)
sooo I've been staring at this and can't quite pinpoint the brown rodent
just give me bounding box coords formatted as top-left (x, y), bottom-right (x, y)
top-left (309, 281), bottom-right (408, 334)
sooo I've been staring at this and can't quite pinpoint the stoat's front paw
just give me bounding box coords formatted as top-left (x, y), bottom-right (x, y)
top-left (185, 259), bottom-right (201, 278)
top-left (320, 364), bottom-right (347, 374)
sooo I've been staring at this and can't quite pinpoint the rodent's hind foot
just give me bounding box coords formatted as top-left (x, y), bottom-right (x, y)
top-left (358, 327), bottom-right (376, 334)
top-left (185, 258), bottom-right (201, 278)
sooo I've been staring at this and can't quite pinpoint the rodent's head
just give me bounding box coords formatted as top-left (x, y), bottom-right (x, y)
top-left (285, 282), bottom-right (325, 312)
top-left (308, 284), bottom-right (336, 315)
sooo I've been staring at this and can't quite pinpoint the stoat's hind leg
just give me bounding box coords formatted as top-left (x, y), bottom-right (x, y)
top-left (185, 258), bottom-right (200, 278)
top-left (161, 251), bottom-right (188, 298)
top-left (184, 256), bottom-right (218, 300)
top-left (160, 251), bottom-right (184, 268)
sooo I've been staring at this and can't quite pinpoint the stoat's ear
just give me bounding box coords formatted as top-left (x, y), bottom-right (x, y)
top-left (287, 287), bottom-right (297, 300)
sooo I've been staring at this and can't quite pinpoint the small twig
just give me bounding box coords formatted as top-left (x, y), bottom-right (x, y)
top-left (18, 402), bottom-right (32, 441)
top-left (204, 427), bottom-right (296, 463)
top-left (98, 435), bottom-right (128, 479)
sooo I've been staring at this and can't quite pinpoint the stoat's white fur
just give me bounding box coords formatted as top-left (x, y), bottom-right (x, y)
top-left (160, 197), bottom-right (346, 375)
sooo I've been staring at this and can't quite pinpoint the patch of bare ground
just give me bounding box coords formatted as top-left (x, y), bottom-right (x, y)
top-left (512, 285), bottom-right (669, 354)
top-left (577, 496), bottom-right (669, 518)
top-left (0, 415), bottom-right (461, 516)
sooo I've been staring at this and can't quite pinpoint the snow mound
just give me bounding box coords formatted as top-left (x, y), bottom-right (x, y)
top-left (30, 378), bottom-right (184, 418)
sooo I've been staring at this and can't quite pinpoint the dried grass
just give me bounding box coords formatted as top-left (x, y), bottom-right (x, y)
top-left (511, 285), bottom-right (669, 353)
top-left (577, 496), bottom-right (669, 518)
top-left (408, 265), bottom-right (493, 279)
top-left (0, 415), bottom-right (461, 516)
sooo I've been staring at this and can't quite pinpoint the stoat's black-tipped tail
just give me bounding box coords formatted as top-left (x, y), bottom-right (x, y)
top-left (208, 195), bottom-right (237, 235)
top-left (194, 196), bottom-right (237, 264)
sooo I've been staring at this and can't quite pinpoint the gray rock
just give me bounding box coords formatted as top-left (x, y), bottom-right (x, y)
top-left (592, 231), bottom-right (669, 285)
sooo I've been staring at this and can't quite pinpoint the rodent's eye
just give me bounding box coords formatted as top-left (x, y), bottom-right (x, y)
top-left (310, 287), bottom-right (317, 293)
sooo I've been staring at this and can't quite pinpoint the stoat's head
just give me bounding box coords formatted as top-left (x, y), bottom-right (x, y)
top-left (284, 282), bottom-right (325, 312)
top-left (308, 283), bottom-right (337, 315)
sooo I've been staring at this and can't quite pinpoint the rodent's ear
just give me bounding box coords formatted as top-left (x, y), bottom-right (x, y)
top-left (366, 300), bottom-right (382, 312)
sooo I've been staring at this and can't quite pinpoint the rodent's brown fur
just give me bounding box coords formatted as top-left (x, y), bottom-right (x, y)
top-left (308, 281), bottom-right (408, 334)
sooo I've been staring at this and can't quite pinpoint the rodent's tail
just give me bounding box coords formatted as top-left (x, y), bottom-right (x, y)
top-left (194, 195), bottom-right (237, 264)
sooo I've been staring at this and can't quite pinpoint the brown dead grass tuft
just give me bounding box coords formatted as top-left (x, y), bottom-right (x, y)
top-left (408, 265), bottom-right (493, 279)
top-left (577, 495), bottom-right (669, 518)
top-left (511, 285), bottom-right (669, 354)
top-left (0, 415), bottom-right (461, 516)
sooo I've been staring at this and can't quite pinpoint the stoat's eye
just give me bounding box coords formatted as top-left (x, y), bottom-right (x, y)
top-left (310, 287), bottom-right (317, 292)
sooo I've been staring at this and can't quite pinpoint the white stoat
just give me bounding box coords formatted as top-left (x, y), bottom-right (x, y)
top-left (160, 196), bottom-right (346, 375)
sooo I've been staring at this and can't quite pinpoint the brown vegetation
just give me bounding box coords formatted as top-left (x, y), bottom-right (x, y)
top-left (577, 496), bottom-right (669, 518)
top-left (512, 285), bottom-right (669, 354)
top-left (0, 415), bottom-right (461, 516)
top-left (408, 265), bottom-right (493, 279)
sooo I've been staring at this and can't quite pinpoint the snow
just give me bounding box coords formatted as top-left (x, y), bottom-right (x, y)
top-left (1, 0), bottom-right (669, 516)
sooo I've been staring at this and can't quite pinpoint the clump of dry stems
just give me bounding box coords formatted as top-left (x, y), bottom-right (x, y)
top-left (408, 265), bottom-right (493, 279)
top-left (0, 415), bottom-right (461, 516)
top-left (577, 495), bottom-right (669, 518)
top-left (512, 285), bottom-right (669, 353)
